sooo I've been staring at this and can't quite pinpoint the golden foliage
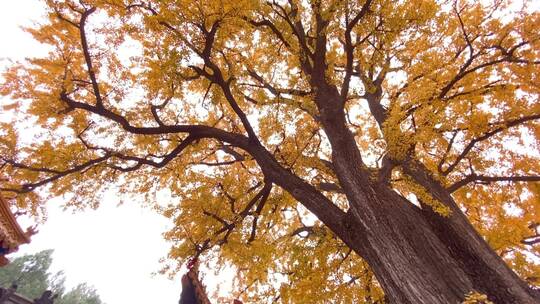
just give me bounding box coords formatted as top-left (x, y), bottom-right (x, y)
top-left (1, 0), bottom-right (539, 302)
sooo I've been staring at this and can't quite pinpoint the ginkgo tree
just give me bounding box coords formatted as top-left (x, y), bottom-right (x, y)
top-left (1, 0), bottom-right (539, 303)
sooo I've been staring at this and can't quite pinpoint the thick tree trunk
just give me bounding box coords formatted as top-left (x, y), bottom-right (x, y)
top-left (336, 183), bottom-right (540, 304)
top-left (339, 186), bottom-right (473, 303)
top-left (308, 86), bottom-right (540, 303)
top-left (403, 162), bottom-right (540, 303)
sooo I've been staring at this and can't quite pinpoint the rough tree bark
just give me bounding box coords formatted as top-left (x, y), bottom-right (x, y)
top-left (279, 81), bottom-right (538, 302)
top-left (296, 79), bottom-right (538, 302)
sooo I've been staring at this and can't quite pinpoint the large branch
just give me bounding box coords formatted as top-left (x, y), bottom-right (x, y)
top-left (1, 135), bottom-right (197, 192)
top-left (60, 92), bottom-right (231, 136)
top-left (78, 7), bottom-right (103, 108)
top-left (247, 182), bottom-right (272, 243)
top-left (267, 1), bottom-right (313, 74)
top-left (447, 174), bottom-right (540, 193)
top-left (246, 69), bottom-right (311, 97)
top-left (55, 6), bottom-right (103, 108)
top-left (125, 3), bottom-right (200, 54)
top-left (311, 1), bottom-right (330, 87)
top-left (246, 17), bottom-right (291, 49)
top-left (1, 154), bottom-right (112, 194)
top-left (437, 131), bottom-right (458, 174)
top-left (438, 40), bottom-right (536, 100)
top-left (243, 91), bottom-right (317, 120)
top-left (108, 135), bottom-right (197, 172)
top-left (341, 0), bottom-right (373, 99)
top-left (197, 181), bottom-right (271, 252)
top-left (2, 159), bottom-right (64, 175)
top-left (442, 113), bottom-right (540, 175)
top-left (54, 91), bottom-right (349, 246)
top-left (185, 21), bottom-right (262, 144)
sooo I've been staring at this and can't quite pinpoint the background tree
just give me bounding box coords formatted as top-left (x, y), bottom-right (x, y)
top-left (1, 0), bottom-right (539, 303)
top-left (56, 283), bottom-right (103, 304)
top-left (0, 251), bottom-right (104, 304)
top-left (0, 250), bottom-right (56, 299)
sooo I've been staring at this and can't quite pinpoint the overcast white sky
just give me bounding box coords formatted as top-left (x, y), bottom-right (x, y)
top-left (0, 1), bottom-right (230, 303)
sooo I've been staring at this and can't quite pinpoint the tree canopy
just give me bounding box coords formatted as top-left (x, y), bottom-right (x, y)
top-left (0, 250), bottom-right (104, 304)
top-left (1, 0), bottom-right (539, 302)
